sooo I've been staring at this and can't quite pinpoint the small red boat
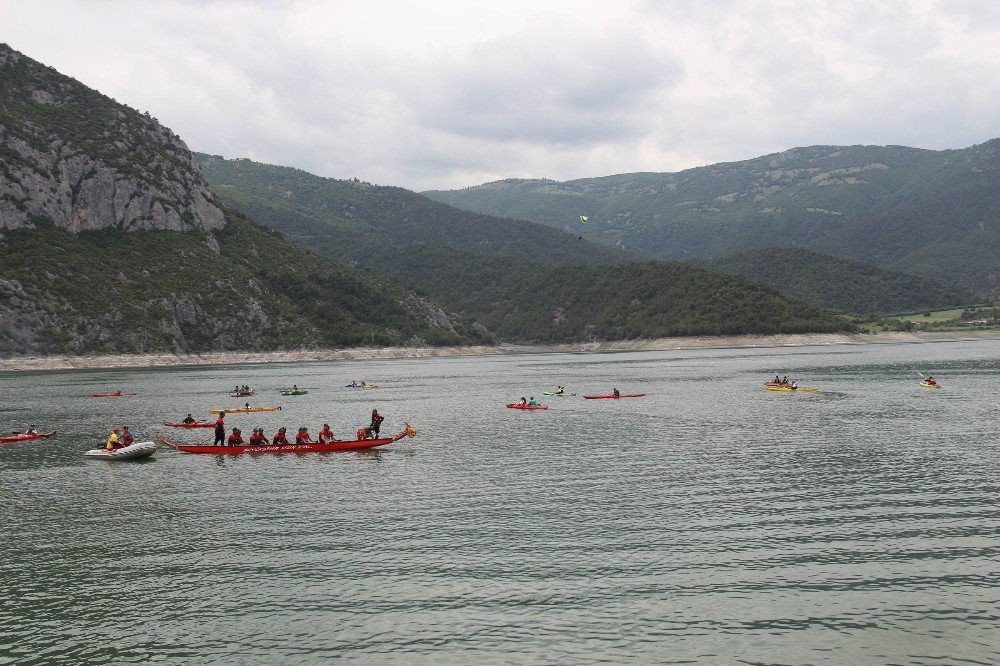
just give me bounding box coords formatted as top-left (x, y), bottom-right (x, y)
top-left (163, 421), bottom-right (214, 428)
top-left (158, 424), bottom-right (418, 455)
top-left (583, 393), bottom-right (646, 399)
top-left (92, 392), bottom-right (137, 397)
top-left (506, 403), bottom-right (548, 410)
top-left (0, 431), bottom-right (56, 443)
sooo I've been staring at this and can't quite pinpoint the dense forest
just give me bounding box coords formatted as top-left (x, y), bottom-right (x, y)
top-left (706, 247), bottom-right (978, 315)
top-left (200, 155), bottom-right (851, 342)
top-left (425, 141), bottom-right (1000, 293)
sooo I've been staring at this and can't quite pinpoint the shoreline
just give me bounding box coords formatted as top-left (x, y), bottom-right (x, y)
top-left (0, 331), bottom-right (997, 373)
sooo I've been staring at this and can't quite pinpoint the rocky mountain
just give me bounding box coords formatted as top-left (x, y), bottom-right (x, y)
top-left (705, 247), bottom-right (978, 315)
top-left (425, 141), bottom-right (1000, 293)
top-left (198, 155), bottom-right (851, 342)
top-left (0, 44), bottom-right (490, 355)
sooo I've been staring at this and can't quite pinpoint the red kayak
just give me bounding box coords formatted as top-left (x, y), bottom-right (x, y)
top-left (163, 421), bottom-right (214, 428)
top-left (158, 425), bottom-right (418, 455)
top-left (0, 431), bottom-right (56, 443)
top-left (506, 403), bottom-right (548, 410)
top-left (92, 392), bottom-right (137, 397)
top-left (583, 393), bottom-right (646, 399)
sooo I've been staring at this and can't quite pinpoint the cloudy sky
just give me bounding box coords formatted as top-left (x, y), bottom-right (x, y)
top-left (3, 0), bottom-right (999, 189)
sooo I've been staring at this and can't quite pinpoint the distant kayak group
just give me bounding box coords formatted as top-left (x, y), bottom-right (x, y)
top-left (763, 372), bottom-right (945, 393)
top-left (507, 387), bottom-right (646, 410)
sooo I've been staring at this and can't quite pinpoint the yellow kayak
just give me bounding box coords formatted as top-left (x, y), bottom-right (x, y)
top-left (209, 406), bottom-right (281, 414)
top-left (765, 386), bottom-right (819, 393)
top-left (920, 382), bottom-right (942, 389)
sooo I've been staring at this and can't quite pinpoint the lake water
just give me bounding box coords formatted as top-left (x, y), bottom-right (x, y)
top-left (1, 340), bottom-right (998, 664)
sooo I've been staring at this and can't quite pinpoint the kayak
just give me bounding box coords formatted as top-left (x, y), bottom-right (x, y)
top-left (160, 424), bottom-right (417, 455)
top-left (163, 421), bottom-right (214, 428)
top-left (345, 384), bottom-right (379, 389)
top-left (583, 394), bottom-right (645, 399)
top-left (229, 390), bottom-right (255, 397)
top-left (84, 441), bottom-right (156, 460)
top-left (765, 386), bottom-right (820, 393)
top-left (209, 406), bottom-right (281, 414)
top-left (542, 392), bottom-right (576, 396)
top-left (765, 382), bottom-right (790, 387)
top-left (280, 390), bottom-right (309, 396)
top-left (920, 382), bottom-right (943, 389)
top-left (0, 431), bottom-right (56, 443)
top-left (92, 392), bottom-right (137, 397)
top-left (507, 403), bottom-right (548, 410)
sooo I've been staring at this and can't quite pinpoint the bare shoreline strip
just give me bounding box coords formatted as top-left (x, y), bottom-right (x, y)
top-left (0, 331), bottom-right (996, 373)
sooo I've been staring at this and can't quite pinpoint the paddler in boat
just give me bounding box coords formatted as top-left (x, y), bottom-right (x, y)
top-left (295, 427), bottom-right (313, 445)
top-left (556, 386), bottom-right (565, 395)
top-left (790, 382), bottom-right (798, 390)
top-left (528, 397), bottom-right (538, 406)
top-left (105, 427), bottom-right (121, 450)
top-left (369, 409), bottom-right (384, 438)
top-left (273, 427), bottom-right (289, 446)
top-left (227, 428), bottom-right (244, 446)
top-left (612, 388), bottom-right (620, 397)
top-left (244, 402), bottom-right (251, 410)
top-left (248, 428), bottom-right (267, 446)
top-left (214, 412), bottom-right (226, 446)
top-left (182, 413), bottom-right (197, 424)
top-left (520, 397), bottom-right (527, 406)
top-left (782, 376), bottom-right (789, 386)
top-left (318, 424), bottom-right (336, 444)
top-left (774, 376), bottom-right (781, 384)
top-left (926, 376), bottom-right (937, 386)
top-left (25, 424), bottom-right (38, 435)
top-left (120, 426), bottom-right (135, 447)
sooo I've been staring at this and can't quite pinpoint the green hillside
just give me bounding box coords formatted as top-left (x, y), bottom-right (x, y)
top-left (706, 248), bottom-right (978, 315)
top-left (198, 155), bottom-right (851, 342)
top-left (424, 142), bottom-right (1000, 293)
top-left (0, 44), bottom-right (490, 355)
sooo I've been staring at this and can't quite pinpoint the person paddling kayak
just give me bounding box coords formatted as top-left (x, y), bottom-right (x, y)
top-left (520, 397), bottom-right (527, 406)
top-left (528, 397), bottom-right (538, 406)
top-left (925, 376), bottom-right (937, 386)
top-left (612, 388), bottom-right (620, 397)
top-left (25, 424), bottom-right (38, 435)
top-left (214, 413), bottom-right (226, 446)
top-left (182, 413), bottom-right (197, 424)
top-left (105, 427), bottom-right (121, 450)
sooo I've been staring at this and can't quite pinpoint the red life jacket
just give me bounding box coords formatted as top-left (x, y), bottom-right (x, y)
top-left (273, 432), bottom-right (288, 444)
top-left (227, 434), bottom-right (243, 445)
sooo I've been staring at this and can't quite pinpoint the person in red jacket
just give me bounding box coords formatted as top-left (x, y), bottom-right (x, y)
top-left (214, 412), bottom-right (226, 446)
top-left (273, 427), bottom-right (289, 446)
top-left (227, 428), bottom-right (244, 446)
top-left (318, 424), bottom-right (336, 443)
top-left (248, 428), bottom-right (268, 445)
top-left (295, 427), bottom-right (313, 444)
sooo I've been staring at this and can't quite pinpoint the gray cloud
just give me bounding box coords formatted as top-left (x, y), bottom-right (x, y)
top-left (2, 0), bottom-right (997, 190)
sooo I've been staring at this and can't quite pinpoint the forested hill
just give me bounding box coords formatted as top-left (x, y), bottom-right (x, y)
top-left (197, 154), bottom-right (624, 266)
top-left (705, 248), bottom-right (978, 315)
top-left (0, 44), bottom-right (491, 355)
top-left (424, 141), bottom-right (1000, 293)
top-left (199, 155), bottom-right (851, 341)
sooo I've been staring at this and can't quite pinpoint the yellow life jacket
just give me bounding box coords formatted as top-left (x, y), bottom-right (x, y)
top-left (105, 432), bottom-right (119, 450)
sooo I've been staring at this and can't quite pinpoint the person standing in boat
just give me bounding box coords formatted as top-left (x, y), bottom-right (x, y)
top-left (214, 412), bottom-right (226, 446)
top-left (369, 409), bottom-right (384, 438)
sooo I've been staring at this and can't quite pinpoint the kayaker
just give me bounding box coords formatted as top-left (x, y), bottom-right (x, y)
top-left (214, 413), bottom-right (226, 446)
top-left (318, 424), bottom-right (336, 443)
top-left (556, 386), bottom-right (565, 395)
top-left (25, 424), bottom-right (38, 435)
top-left (244, 402), bottom-right (251, 410)
top-left (782, 376), bottom-right (789, 385)
top-left (528, 397), bottom-right (538, 406)
top-left (295, 427), bottom-right (312, 445)
top-left (369, 409), bottom-right (384, 438)
top-left (120, 427), bottom-right (135, 447)
top-left (790, 382), bottom-right (798, 390)
top-left (182, 413), bottom-right (196, 424)
top-left (926, 376), bottom-right (937, 385)
top-left (105, 427), bottom-right (121, 450)
top-left (273, 427), bottom-right (289, 446)
top-left (520, 397), bottom-right (527, 406)
top-left (227, 428), bottom-right (244, 446)
top-left (612, 388), bottom-right (620, 397)
top-left (773, 376), bottom-right (780, 384)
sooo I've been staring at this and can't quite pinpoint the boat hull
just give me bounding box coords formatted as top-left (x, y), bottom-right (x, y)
top-left (209, 407), bottom-right (280, 414)
top-left (176, 437), bottom-right (396, 454)
top-left (91, 393), bottom-right (137, 397)
top-left (163, 422), bottom-right (214, 428)
top-left (0, 431), bottom-right (56, 443)
top-left (920, 383), bottom-right (942, 389)
top-left (506, 404), bottom-right (548, 410)
top-left (583, 394), bottom-right (645, 399)
top-left (542, 392), bottom-right (576, 396)
top-left (765, 387), bottom-right (820, 393)
top-left (84, 441), bottom-right (157, 460)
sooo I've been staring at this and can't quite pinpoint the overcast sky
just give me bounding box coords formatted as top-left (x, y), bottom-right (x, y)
top-left (3, 0), bottom-right (999, 190)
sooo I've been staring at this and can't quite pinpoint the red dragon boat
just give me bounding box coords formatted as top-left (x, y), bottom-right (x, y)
top-left (158, 424), bottom-right (418, 455)
top-left (0, 431), bottom-right (56, 444)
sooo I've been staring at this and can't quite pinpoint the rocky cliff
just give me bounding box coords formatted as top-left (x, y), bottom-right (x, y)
top-left (0, 43), bottom-right (224, 232)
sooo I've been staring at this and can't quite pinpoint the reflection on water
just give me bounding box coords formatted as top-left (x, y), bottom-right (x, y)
top-left (1, 340), bottom-right (999, 664)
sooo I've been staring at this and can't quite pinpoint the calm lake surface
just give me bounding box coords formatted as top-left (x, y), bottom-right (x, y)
top-left (1, 340), bottom-right (998, 664)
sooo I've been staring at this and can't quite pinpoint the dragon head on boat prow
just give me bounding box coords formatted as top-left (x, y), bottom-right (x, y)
top-left (400, 422), bottom-right (419, 439)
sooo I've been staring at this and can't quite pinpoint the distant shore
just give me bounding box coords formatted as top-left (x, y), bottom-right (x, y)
top-left (1, 331), bottom-right (997, 373)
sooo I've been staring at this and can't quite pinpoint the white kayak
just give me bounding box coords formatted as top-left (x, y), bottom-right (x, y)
top-left (84, 441), bottom-right (157, 460)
